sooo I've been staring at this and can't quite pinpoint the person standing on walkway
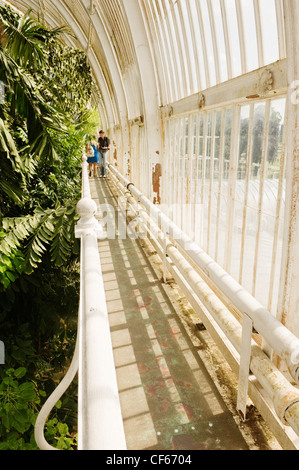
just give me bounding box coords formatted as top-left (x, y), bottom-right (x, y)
top-left (90, 136), bottom-right (100, 177)
top-left (86, 141), bottom-right (96, 177)
top-left (98, 130), bottom-right (110, 178)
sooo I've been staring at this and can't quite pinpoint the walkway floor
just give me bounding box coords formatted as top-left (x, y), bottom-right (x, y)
top-left (90, 175), bottom-right (252, 451)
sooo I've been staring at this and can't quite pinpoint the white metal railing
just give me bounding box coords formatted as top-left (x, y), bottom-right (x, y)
top-left (34, 154), bottom-right (126, 450)
top-left (108, 161), bottom-right (299, 451)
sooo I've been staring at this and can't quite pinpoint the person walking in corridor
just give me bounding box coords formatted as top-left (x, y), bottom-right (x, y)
top-left (90, 136), bottom-right (100, 177)
top-left (98, 130), bottom-right (110, 178)
top-left (86, 141), bottom-right (96, 177)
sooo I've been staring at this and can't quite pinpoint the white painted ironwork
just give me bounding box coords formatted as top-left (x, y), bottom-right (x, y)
top-left (237, 314), bottom-right (254, 421)
top-left (76, 155), bottom-right (126, 451)
top-left (108, 162), bottom-right (299, 449)
top-left (34, 155), bottom-right (126, 451)
top-left (162, 92), bottom-right (287, 318)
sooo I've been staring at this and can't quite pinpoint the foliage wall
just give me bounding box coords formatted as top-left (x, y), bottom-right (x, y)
top-left (0, 3), bottom-right (100, 449)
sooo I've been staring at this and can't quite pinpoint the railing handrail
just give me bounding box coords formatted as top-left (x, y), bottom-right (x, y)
top-left (75, 154), bottom-right (126, 450)
top-left (34, 153), bottom-right (126, 450)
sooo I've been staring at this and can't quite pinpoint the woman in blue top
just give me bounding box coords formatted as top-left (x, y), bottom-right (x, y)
top-left (89, 136), bottom-right (99, 177)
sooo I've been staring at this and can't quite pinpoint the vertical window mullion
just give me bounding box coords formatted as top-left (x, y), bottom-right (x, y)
top-left (275, 0), bottom-right (286, 59)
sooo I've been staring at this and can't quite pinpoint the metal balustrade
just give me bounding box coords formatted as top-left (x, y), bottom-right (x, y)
top-left (34, 154), bottom-right (126, 451)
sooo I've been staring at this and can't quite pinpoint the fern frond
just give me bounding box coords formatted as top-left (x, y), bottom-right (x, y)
top-left (50, 204), bottom-right (77, 266)
top-left (0, 203), bottom-right (78, 277)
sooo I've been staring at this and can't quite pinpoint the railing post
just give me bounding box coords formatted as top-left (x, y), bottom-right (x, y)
top-left (237, 314), bottom-right (253, 421)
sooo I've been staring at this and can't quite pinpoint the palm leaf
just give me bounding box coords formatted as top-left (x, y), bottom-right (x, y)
top-left (0, 203), bottom-right (78, 277)
top-left (50, 205), bottom-right (78, 266)
top-left (0, 117), bottom-right (25, 203)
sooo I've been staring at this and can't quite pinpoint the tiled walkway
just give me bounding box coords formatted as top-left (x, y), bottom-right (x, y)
top-left (90, 176), bottom-right (249, 451)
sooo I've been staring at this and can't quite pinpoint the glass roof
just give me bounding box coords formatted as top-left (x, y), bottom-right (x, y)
top-left (5, 0), bottom-right (286, 119)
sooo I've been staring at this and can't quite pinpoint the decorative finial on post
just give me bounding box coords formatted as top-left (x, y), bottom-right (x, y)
top-left (75, 197), bottom-right (104, 240)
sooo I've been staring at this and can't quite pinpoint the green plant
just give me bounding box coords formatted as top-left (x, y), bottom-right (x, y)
top-left (45, 418), bottom-right (77, 450)
top-left (0, 203), bottom-right (79, 285)
top-left (0, 3), bottom-right (97, 450)
top-left (0, 367), bottom-right (39, 449)
top-left (0, 367), bottom-right (77, 450)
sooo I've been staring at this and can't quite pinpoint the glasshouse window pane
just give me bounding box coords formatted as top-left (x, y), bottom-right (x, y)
top-left (256, 99), bottom-right (286, 310)
top-left (231, 105), bottom-right (251, 282)
top-left (189, 0), bottom-right (207, 90)
top-left (209, 111), bottom-right (223, 259)
top-left (151, 0), bottom-right (173, 102)
top-left (223, 108), bottom-right (232, 180)
top-left (180, 0), bottom-right (197, 93)
top-left (265, 98), bottom-right (286, 180)
top-left (214, 111), bottom-right (222, 179)
top-left (214, 108), bottom-right (232, 266)
top-left (251, 102), bottom-right (266, 178)
top-left (198, 114), bottom-right (204, 186)
top-left (224, 0), bottom-right (241, 78)
top-left (199, 0), bottom-right (216, 86)
top-left (202, 112), bottom-right (213, 252)
top-left (259, 0), bottom-right (280, 65)
top-left (156, 0), bottom-right (177, 101)
top-left (241, 0), bottom-right (259, 72)
top-left (212, 0), bottom-right (228, 83)
top-left (173, 2), bottom-right (190, 96)
top-left (165, 0), bottom-right (184, 99)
